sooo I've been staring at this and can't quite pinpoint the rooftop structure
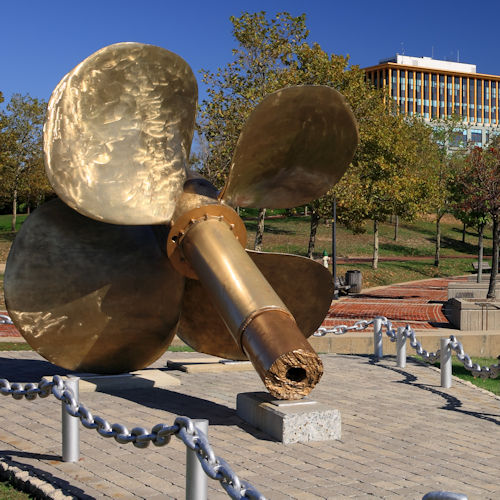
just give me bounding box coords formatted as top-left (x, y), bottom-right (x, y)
top-left (364, 55), bottom-right (500, 146)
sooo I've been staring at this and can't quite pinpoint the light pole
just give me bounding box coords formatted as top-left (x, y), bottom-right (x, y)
top-left (332, 197), bottom-right (338, 300)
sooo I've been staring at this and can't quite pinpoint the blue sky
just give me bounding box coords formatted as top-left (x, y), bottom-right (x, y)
top-left (2, 0), bottom-right (500, 106)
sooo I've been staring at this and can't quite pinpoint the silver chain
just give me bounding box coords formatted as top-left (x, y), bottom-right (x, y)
top-left (314, 319), bottom-right (374, 336)
top-left (382, 320), bottom-right (441, 363)
top-left (315, 315), bottom-right (499, 378)
top-left (448, 335), bottom-right (500, 379)
top-left (0, 375), bottom-right (266, 500)
top-left (0, 314), bottom-right (13, 325)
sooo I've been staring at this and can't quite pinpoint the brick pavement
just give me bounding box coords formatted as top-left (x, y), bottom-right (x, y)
top-left (1, 350), bottom-right (499, 499)
top-left (325, 277), bottom-right (468, 331)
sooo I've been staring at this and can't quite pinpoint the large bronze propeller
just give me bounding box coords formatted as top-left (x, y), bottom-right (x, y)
top-left (4, 43), bottom-right (358, 399)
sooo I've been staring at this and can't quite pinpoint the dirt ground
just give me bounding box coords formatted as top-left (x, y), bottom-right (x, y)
top-left (0, 241), bottom-right (11, 264)
top-left (0, 277), bottom-right (5, 310)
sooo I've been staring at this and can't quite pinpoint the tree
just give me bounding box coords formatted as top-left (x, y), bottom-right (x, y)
top-left (0, 94), bottom-right (49, 230)
top-left (456, 147), bottom-right (500, 298)
top-left (449, 159), bottom-right (490, 283)
top-left (425, 116), bottom-right (466, 266)
top-left (333, 112), bottom-right (437, 269)
top-left (199, 12), bottom-right (312, 249)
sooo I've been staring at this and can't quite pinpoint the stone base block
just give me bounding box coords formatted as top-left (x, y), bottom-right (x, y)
top-left (71, 369), bottom-right (180, 392)
top-left (236, 392), bottom-right (341, 444)
top-left (167, 357), bottom-right (252, 373)
top-left (447, 298), bottom-right (500, 330)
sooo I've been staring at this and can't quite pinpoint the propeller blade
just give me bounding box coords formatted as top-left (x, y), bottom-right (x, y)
top-left (4, 199), bottom-right (185, 373)
top-left (44, 42), bottom-right (198, 225)
top-left (220, 85), bottom-right (358, 208)
top-left (177, 250), bottom-right (333, 359)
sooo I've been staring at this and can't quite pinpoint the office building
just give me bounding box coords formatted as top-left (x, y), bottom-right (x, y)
top-left (363, 55), bottom-right (500, 146)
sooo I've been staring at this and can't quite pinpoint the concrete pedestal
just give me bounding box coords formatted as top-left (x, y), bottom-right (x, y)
top-left (74, 369), bottom-right (180, 392)
top-left (236, 392), bottom-right (341, 444)
top-left (447, 298), bottom-right (500, 330)
top-left (448, 281), bottom-right (498, 299)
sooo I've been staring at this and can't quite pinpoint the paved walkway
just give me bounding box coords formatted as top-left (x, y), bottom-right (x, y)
top-left (0, 351), bottom-right (499, 499)
top-left (323, 277), bottom-right (468, 331)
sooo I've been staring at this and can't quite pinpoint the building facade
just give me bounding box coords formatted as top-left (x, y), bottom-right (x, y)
top-left (363, 55), bottom-right (500, 146)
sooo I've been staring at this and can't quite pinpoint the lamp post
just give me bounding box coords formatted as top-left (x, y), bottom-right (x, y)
top-left (332, 197), bottom-right (338, 300)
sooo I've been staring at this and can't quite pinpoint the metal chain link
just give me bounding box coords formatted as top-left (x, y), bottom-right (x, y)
top-left (380, 319), bottom-right (441, 364)
top-left (314, 315), bottom-right (499, 379)
top-left (0, 314), bottom-right (13, 325)
top-left (0, 375), bottom-right (266, 500)
top-left (448, 335), bottom-right (500, 379)
top-left (314, 319), bottom-right (374, 336)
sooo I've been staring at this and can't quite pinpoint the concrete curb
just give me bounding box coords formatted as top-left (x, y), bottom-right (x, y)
top-left (0, 459), bottom-right (75, 500)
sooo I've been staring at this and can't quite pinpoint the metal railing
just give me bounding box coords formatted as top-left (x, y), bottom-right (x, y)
top-left (0, 375), bottom-right (265, 500)
top-left (315, 316), bottom-right (500, 388)
top-left (0, 314), bottom-right (13, 325)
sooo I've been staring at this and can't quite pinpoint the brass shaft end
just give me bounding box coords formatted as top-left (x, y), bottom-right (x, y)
top-left (241, 310), bottom-right (323, 400)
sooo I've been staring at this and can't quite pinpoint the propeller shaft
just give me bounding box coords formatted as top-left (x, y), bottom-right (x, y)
top-left (177, 215), bottom-right (323, 399)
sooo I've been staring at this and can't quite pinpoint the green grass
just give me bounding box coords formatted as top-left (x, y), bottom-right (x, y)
top-left (0, 481), bottom-right (32, 499)
top-left (0, 343), bottom-right (32, 351)
top-left (242, 213), bottom-right (487, 288)
top-left (243, 213), bottom-right (489, 259)
top-left (417, 355), bottom-right (500, 395)
top-left (337, 258), bottom-right (474, 289)
top-left (167, 345), bottom-right (194, 352)
top-left (0, 214), bottom-right (28, 235)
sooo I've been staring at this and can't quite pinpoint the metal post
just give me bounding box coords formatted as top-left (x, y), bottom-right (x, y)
top-left (62, 376), bottom-right (80, 462)
top-left (186, 419), bottom-right (208, 500)
top-left (332, 197), bottom-right (338, 300)
top-left (423, 491), bottom-right (468, 500)
top-left (396, 327), bottom-right (406, 368)
top-left (373, 317), bottom-right (383, 360)
top-left (440, 338), bottom-right (452, 388)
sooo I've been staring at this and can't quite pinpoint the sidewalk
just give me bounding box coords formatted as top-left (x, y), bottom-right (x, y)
top-left (324, 277), bottom-right (467, 331)
top-left (1, 350), bottom-right (499, 499)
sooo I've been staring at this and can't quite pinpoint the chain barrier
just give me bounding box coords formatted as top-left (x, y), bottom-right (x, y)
top-left (0, 315), bottom-right (13, 325)
top-left (315, 316), bottom-right (500, 379)
top-left (0, 375), bottom-right (265, 500)
top-left (314, 319), bottom-right (374, 336)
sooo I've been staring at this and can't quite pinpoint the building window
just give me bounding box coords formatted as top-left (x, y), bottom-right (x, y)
top-left (451, 131), bottom-right (467, 147)
top-left (462, 77), bottom-right (468, 117)
top-left (470, 129), bottom-right (482, 145)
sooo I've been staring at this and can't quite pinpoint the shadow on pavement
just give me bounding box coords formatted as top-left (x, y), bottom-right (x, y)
top-left (106, 386), bottom-right (275, 441)
top-left (0, 357), bottom-right (76, 382)
top-left (368, 357), bottom-right (500, 426)
top-left (0, 451), bottom-right (92, 499)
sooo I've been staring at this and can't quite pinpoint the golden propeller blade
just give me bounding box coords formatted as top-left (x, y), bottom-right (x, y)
top-left (44, 42), bottom-right (198, 225)
top-left (4, 199), bottom-right (185, 373)
top-left (220, 85), bottom-right (358, 208)
top-left (177, 250), bottom-right (333, 360)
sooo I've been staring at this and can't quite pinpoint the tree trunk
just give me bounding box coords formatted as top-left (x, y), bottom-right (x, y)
top-left (372, 219), bottom-right (379, 270)
top-left (462, 222), bottom-right (466, 243)
top-left (487, 215), bottom-right (499, 299)
top-left (254, 208), bottom-right (266, 252)
top-left (11, 188), bottom-right (17, 232)
top-left (434, 213), bottom-right (441, 267)
top-left (477, 223), bottom-right (485, 284)
top-left (394, 215), bottom-right (399, 241)
top-left (304, 206), bottom-right (308, 216)
top-left (307, 211), bottom-right (320, 259)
